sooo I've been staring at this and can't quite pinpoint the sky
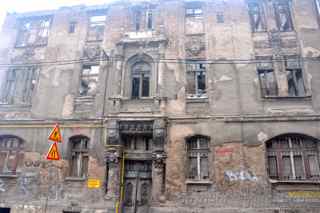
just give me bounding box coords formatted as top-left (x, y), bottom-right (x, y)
top-left (0, 0), bottom-right (114, 27)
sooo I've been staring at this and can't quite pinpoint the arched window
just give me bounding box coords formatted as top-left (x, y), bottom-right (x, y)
top-left (131, 62), bottom-right (151, 99)
top-left (266, 134), bottom-right (320, 181)
top-left (69, 136), bottom-right (89, 178)
top-left (186, 136), bottom-right (210, 180)
top-left (0, 135), bottom-right (23, 174)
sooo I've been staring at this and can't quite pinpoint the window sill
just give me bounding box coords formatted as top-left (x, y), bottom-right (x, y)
top-left (186, 179), bottom-right (212, 185)
top-left (186, 96), bottom-right (208, 103)
top-left (65, 176), bottom-right (87, 182)
top-left (0, 174), bottom-right (18, 178)
top-left (262, 95), bottom-right (312, 100)
top-left (269, 179), bottom-right (320, 184)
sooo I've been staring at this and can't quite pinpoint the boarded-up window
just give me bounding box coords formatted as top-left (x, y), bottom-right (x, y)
top-left (186, 61), bottom-right (206, 97)
top-left (187, 136), bottom-right (210, 180)
top-left (257, 57), bottom-right (278, 97)
top-left (0, 136), bottom-right (23, 175)
top-left (266, 134), bottom-right (320, 181)
top-left (1, 67), bottom-right (38, 105)
top-left (87, 14), bottom-right (106, 41)
top-left (69, 136), bottom-right (89, 178)
top-left (131, 62), bottom-right (151, 99)
top-left (79, 64), bottom-right (99, 96)
top-left (274, 0), bottom-right (293, 32)
top-left (16, 17), bottom-right (51, 47)
top-left (248, 1), bottom-right (266, 32)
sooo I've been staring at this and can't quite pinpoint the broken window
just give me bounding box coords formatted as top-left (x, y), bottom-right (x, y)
top-left (285, 57), bottom-right (305, 97)
top-left (69, 136), bottom-right (89, 178)
top-left (185, 3), bottom-right (204, 34)
top-left (248, 1), bottom-right (266, 32)
top-left (186, 61), bottom-right (206, 97)
top-left (131, 62), bottom-right (151, 99)
top-left (257, 58), bottom-right (278, 97)
top-left (79, 64), bottom-right (99, 96)
top-left (266, 134), bottom-right (320, 181)
top-left (187, 136), bottom-right (209, 180)
top-left (1, 67), bottom-right (37, 105)
top-left (16, 17), bottom-right (51, 47)
top-left (274, 0), bottom-right (294, 32)
top-left (68, 21), bottom-right (77, 34)
top-left (87, 13), bottom-right (106, 41)
top-left (0, 136), bottom-right (23, 175)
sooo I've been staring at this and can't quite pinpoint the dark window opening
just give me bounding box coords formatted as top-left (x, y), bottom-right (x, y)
top-left (186, 61), bottom-right (206, 97)
top-left (69, 136), bottom-right (89, 178)
top-left (187, 136), bottom-right (209, 180)
top-left (266, 134), bottom-right (320, 181)
top-left (0, 208), bottom-right (10, 213)
top-left (216, 12), bottom-right (224, 23)
top-left (274, 1), bottom-right (293, 32)
top-left (147, 10), bottom-right (153, 30)
top-left (285, 57), bottom-right (305, 97)
top-left (123, 135), bottom-right (152, 151)
top-left (131, 62), bottom-right (151, 99)
top-left (248, 2), bottom-right (266, 32)
top-left (134, 10), bottom-right (141, 31)
top-left (68, 22), bottom-right (77, 33)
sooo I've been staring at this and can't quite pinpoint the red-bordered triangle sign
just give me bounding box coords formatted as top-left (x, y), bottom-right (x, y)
top-left (48, 124), bottom-right (62, 142)
top-left (46, 142), bottom-right (60, 160)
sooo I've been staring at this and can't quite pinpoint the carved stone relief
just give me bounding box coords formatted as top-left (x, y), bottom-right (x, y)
top-left (185, 36), bottom-right (205, 58)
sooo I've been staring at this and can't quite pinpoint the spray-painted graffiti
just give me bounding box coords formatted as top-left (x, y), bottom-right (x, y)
top-left (18, 172), bottom-right (40, 196)
top-left (224, 170), bottom-right (258, 181)
top-left (0, 178), bottom-right (5, 192)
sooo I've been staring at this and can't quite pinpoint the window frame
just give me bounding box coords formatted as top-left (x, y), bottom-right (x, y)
top-left (1, 66), bottom-right (38, 105)
top-left (266, 134), bottom-right (320, 182)
top-left (86, 12), bottom-right (106, 42)
top-left (15, 16), bottom-right (52, 48)
top-left (274, 0), bottom-right (294, 32)
top-left (130, 62), bottom-right (151, 99)
top-left (0, 135), bottom-right (24, 175)
top-left (79, 64), bottom-right (100, 97)
top-left (186, 136), bottom-right (210, 181)
top-left (69, 136), bottom-right (89, 178)
top-left (248, 1), bottom-right (267, 32)
top-left (186, 60), bottom-right (207, 98)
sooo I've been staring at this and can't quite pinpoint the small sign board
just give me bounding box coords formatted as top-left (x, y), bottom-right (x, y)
top-left (46, 142), bottom-right (60, 160)
top-left (48, 124), bottom-right (62, 143)
top-left (87, 179), bottom-right (101, 189)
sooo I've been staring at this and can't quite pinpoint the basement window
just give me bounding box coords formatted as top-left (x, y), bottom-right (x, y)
top-left (267, 134), bottom-right (320, 181)
top-left (69, 136), bottom-right (89, 178)
top-left (16, 16), bottom-right (51, 47)
top-left (186, 61), bottom-right (206, 98)
top-left (1, 67), bottom-right (38, 105)
top-left (274, 0), bottom-right (294, 32)
top-left (79, 64), bottom-right (99, 96)
top-left (87, 13), bottom-right (106, 41)
top-left (248, 1), bottom-right (266, 32)
top-left (0, 136), bottom-right (24, 175)
top-left (187, 136), bottom-right (209, 180)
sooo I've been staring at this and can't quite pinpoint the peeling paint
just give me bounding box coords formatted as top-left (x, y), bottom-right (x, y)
top-left (224, 170), bottom-right (258, 181)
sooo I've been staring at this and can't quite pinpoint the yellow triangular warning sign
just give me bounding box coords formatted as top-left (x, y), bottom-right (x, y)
top-left (46, 142), bottom-right (60, 160)
top-left (48, 124), bottom-right (62, 142)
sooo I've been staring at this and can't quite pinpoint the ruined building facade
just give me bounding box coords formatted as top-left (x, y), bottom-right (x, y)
top-left (0, 0), bottom-right (320, 212)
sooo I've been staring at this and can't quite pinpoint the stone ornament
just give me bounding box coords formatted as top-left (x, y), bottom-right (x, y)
top-left (152, 151), bottom-right (167, 169)
top-left (185, 36), bottom-right (205, 57)
top-left (105, 148), bottom-right (120, 164)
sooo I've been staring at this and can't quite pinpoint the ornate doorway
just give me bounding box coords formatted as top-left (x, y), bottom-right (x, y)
top-left (123, 160), bottom-right (152, 213)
